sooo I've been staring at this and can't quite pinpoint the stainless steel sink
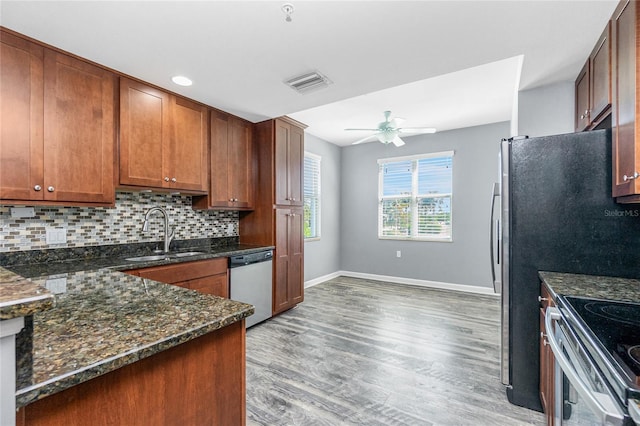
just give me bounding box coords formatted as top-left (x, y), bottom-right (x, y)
top-left (125, 255), bottom-right (172, 262)
top-left (125, 251), bottom-right (205, 262)
top-left (173, 251), bottom-right (205, 257)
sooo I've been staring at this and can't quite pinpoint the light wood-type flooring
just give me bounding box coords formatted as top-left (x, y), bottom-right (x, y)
top-left (245, 276), bottom-right (546, 426)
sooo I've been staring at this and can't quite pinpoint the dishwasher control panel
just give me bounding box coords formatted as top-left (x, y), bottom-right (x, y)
top-left (228, 250), bottom-right (273, 268)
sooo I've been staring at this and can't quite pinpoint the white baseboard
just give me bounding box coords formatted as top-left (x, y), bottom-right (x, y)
top-left (306, 270), bottom-right (498, 296)
top-left (304, 271), bottom-right (342, 288)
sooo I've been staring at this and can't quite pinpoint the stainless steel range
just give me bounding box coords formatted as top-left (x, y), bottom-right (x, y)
top-left (546, 296), bottom-right (640, 425)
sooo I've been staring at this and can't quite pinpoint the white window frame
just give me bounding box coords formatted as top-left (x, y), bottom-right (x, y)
top-left (304, 152), bottom-right (321, 241)
top-left (377, 151), bottom-right (454, 242)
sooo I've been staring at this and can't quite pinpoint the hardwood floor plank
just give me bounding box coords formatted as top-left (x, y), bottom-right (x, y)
top-left (245, 276), bottom-right (545, 425)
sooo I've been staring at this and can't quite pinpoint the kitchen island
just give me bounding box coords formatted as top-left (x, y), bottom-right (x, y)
top-left (0, 240), bottom-right (266, 426)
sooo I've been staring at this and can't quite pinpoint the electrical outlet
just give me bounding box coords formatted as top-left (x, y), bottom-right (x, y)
top-left (10, 207), bottom-right (35, 218)
top-left (396, 250), bottom-right (401, 258)
top-left (45, 227), bottom-right (67, 245)
top-left (45, 276), bottom-right (67, 294)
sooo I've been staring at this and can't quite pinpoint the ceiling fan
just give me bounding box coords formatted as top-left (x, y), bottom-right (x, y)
top-left (345, 111), bottom-right (436, 147)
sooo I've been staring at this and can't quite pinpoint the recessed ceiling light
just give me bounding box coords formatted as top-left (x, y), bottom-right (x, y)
top-left (171, 75), bottom-right (193, 86)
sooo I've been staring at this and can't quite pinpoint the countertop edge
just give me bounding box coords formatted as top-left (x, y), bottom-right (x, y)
top-left (0, 267), bottom-right (54, 319)
top-left (15, 304), bottom-right (254, 408)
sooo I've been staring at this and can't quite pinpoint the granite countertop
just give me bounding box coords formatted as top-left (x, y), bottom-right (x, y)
top-left (539, 271), bottom-right (640, 303)
top-left (0, 239), bottom-right (271, 408)
top-left (0, 267), bottom-right (53, 319)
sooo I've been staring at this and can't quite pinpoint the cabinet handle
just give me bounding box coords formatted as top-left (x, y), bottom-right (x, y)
top-left (540, 332), bottom-right (549, 346)
top-left (34, 185), bottom-right (42, 192)
top-left (171, 177), bottom-right (177, 183)
top-left (623, 172), bottom-right (639, 182)
top-left (538, 296), bottom-right (548, 303)
top-left (164, 177), bottom-right (170, 182)
top-left (47, 186), bottom-right (55, 192)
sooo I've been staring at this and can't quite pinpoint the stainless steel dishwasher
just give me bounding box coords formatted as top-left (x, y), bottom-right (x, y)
top-left (228, 250), bottom-right (273, 328)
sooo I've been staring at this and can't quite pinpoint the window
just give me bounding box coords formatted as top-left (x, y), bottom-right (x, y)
top-left (378, 151), bottom-right (453, 241)
top-left (304, 152), bottom-right (321, 240)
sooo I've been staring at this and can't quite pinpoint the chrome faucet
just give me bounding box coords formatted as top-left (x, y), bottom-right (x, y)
top-left (142, 207), bottom-right (175, 253)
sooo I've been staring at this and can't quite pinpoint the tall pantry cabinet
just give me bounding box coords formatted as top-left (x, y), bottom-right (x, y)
top-left (240, 117), bottom-right (305, 315)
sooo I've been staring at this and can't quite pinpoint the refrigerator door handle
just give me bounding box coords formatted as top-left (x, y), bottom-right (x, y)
top-left (490, 182), bottom-right (500, 293)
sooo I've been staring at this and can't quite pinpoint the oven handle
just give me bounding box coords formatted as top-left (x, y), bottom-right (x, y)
top-left (545, 307), bottom-right (625, 426)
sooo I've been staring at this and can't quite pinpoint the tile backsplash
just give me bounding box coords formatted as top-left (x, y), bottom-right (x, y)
top-left (0, 192), bottom-right (238, 252)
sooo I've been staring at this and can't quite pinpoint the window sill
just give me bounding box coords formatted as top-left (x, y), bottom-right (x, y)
top-left (378, 236), bottom-right (452, 243)
top-left (304, 237), bottom-right (321, 242)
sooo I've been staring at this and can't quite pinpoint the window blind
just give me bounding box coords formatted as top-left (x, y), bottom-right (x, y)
top-left (378, 151), bottom-right (453, 241)
top-left (304, 153), bottom-right (321, 239)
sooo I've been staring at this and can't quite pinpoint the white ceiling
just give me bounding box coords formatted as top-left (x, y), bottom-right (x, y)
top-left (1, 1), bottom-right (618, 147)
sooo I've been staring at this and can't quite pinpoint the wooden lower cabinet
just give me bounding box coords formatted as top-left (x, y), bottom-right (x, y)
top-left (539, 283), bottom-right (556, 425)
top-left (16, 321), bottom-right (246, 426)
top-left (273, 207), bottom-right (304, 314)
top-left (125, 258), bottom-right (229, 298)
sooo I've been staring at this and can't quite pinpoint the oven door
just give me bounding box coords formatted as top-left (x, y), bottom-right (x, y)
top-left (545, 307), bottom-right (629, 426)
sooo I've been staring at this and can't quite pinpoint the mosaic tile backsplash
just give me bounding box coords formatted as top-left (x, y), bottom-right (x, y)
top-left (0, 192), bottom-right (238, 252)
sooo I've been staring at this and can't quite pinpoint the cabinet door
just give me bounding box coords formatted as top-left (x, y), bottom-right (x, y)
top-left (288, 125), bottom-right (304, 206)
top-left (590, 23), bottom-right (611, 123)
top-left (575, 62), bottom-right (590, 132)
top-left (274, 120), bottom-right (290, 205)
top-left (169, 96), bottom-right (208, 192)
top-left (43, 49), bottom-right (115, 204)
top-left (273, 208), bottom-right (291, 313)
top-left (228, 117), bottom-right (253, 209)
top-left (119, 78), bottom-right (169, 188)
top-left (209, 110), bottom-right (231, 207)
top-left (612, 0), bottom-right (640, 198)
top-left (288, 207), bottom-right (304, 306)
top-left (273, 207), bottom-right (304, 314)
top-left (274, 119), bottom-right (304, 206)
top-left (188, 273), bottom-right (229, 298)
top-left (0, 31), bottom-right (44, 201)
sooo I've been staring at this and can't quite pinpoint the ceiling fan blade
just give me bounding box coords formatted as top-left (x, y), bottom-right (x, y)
top-left (392, 136), bottom-right (405, 147)
top-left (398, 127), bottom-right (437, 134)
top-left (352, 134), bottom-right (377, 145)
top-left (344, 128), bottom-right (379, 132)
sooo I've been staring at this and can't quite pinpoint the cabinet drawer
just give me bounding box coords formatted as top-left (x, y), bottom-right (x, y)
top-left (135, 258), bottom-right (227, 284)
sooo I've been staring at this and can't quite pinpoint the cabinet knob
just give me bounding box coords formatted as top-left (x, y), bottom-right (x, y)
top-left (171, 177), bottom-right (177, 183)
top-left (34, 185), bottom-right (42, 192)
top-left (290, 197), bottom-right (296, 202)
top-left (47, 186), bottom-right (55, 192)
top-left (623, 172), bottom-right (639, 182)
top-left (538, 296), bottom-right (548, 302)
top-left (164, 177), bottom-right (170, 182)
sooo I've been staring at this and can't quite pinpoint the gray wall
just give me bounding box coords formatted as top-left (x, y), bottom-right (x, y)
top-left (518, 81), bottom-right (574, 137)
top-left (339, 121), bottom-right (509, 289)
top-left (303, 134), bottom-right (342, 282)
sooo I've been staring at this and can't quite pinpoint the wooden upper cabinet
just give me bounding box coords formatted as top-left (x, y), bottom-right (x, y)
top-left (574, 23), bottom-right (612, 132)
top-left (43, 50), bottom-right (115, 204)
top-left (0, 30), bottom-right (44, 201)
top-left (119, 77), bottom-right (207, 193)
top-left (575, 62), bottom-right (590, 132)
top-left (612, 0), bottom-right (640, 201)
top-left (274, 118), bottom-right (303, 206)
top-left (1, 30), bottom-right (114, 206)
top-left (193, 110), bottom-right (254, 210)
top-left (590, 22), bottom-right (612, 123)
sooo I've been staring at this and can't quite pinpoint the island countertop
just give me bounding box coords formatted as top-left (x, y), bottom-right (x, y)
top-left (538, 271), bottom-right (640, 303)
top-left (0, 240), bottom-right (266, 408)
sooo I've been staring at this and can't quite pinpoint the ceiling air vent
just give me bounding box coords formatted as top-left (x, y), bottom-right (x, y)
top-left (285, 71), bottom-right (331, 94)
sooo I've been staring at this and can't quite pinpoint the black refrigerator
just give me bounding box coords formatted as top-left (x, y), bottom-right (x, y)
top-left (493, 129), bottom-right (640, 411)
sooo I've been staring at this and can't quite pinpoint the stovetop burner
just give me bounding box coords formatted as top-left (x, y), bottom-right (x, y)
top-left (584, 301), bottom-right (640, 327)
top-left (628, 346), bottom-right (640, 368)
top-left (564, 296), bottom-right (640, 395)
